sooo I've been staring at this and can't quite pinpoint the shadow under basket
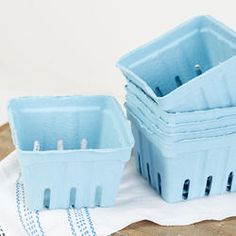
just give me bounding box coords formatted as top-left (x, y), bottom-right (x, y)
top-left (8, 96), bottom-right (134, 210)
top-left (128, 110), bottom-right (236, 202)
top-left (117, 15), bottom-right (236, 112)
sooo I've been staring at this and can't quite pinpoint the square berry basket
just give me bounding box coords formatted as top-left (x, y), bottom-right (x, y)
top-left (8, 96), bottom-right (134, 210)
top-left (117, 15), bottom-right (236, 112)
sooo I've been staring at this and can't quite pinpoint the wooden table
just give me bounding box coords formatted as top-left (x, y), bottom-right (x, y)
top-left (1, 123), bottom-right (236, 236)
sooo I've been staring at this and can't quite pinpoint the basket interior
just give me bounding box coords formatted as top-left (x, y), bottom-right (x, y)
top-left (9, 96), bottom-right (129, 151)
top-left (122, 16), bottom-right (236, 97)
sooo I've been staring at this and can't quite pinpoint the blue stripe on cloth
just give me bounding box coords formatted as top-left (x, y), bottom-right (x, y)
top-left (67, 208), bottom-right (77, 236)
top-left (84, 208), bottom-right (96, 236)
top-left (0, 225), bottom-right (5, 236)
top-left (16, 175), bottom-right (97, 236)
top-left (16, 175), bottom-right (45, 236)
top-left (66, 207), bottom-right (96, 236)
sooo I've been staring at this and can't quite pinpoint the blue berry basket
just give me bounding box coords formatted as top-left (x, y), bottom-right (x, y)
top-left (117, 15), bottom-right (236, 202)
top-left (117, 15), bottom-right (236, 112)
top-left (128, 110), bottom-right (236, 202)
top-left (8, 96), bottom-right (134, 210)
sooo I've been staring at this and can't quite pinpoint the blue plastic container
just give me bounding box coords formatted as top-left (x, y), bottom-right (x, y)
top-left (126, 81), bottom-right (236, 125)
top-left (128, 110), bottom-right (236, 202)
top-left (117, 15), bottom-right (236, 112)
top-left (8, 96), bottom-right (134, 210)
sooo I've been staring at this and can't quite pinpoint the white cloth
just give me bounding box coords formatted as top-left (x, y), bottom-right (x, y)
top-left (1, 151), bottom-right (236, 236)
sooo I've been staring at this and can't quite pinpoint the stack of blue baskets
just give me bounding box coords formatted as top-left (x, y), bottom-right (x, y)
top-left (117, 15), bottom-right (236, 202)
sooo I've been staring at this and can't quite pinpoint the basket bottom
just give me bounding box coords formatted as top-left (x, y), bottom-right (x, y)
top-left (24, 181), bottom-right (118, 210)
top-left (20, 159), bottom-right (128, 211)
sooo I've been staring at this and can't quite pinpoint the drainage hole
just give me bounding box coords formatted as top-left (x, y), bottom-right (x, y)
top-left (195, 64), bottom-right (202, 76)
top-left (175, 76), bottom-right (182, 87)
top-left (43, 188), bottom-right (51, 209)
top-left (155, 86), bottom-right (163, 97)
top-left (138, 153), bottom-right (142, 175)
top-left (205, 176), bottom-right (213, 196)
top-left (69, 187), bottom-right (77, 207)
top-left (226, 172), bottom-right (234, 192)
top-left (146, 163), bottom-right (151, 184)
top-left (95, 186), bottom-right (102, 207)
top-left (182, 179), bottom-right (190, 200)
top-left (157, 173), bottom-right (162, 195)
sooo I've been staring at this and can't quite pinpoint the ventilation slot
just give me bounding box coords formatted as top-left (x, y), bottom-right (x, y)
top-left (57, 139), bottom-right (64, 150)
top-left (69, 187), bottom-right (77, 207)
top-left (175, 76), bottom-right (182, 87)
top-left (43, 188), bottom-right (51, 209)
top-left (195, 64), bottom-right (202, 76)
top-left (80, 138), bottom-right (88, 149)
top-left (182, 179), bottom-right (190, 200)
top-left (146, 163), bottom-right (151, 184)
top-left (157, 173), bottom-right (162, 195)
top-left (155, 86), bottom-right (163, 97)
top-left (226, 172), bottom-right (234, 192)
top-left (138, 153), bottom-right (142, 174)
top-left (33, 140), bottom-right (40, 151)
top-left (205, 176), bottom-right (213, 196)
top-left (95, 186), bottom-right (102, 206)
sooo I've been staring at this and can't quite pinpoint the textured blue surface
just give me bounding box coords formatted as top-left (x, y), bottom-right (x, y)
top-left (117, 15), bottom-right (236, 112)
top-left (126, 89), bottom-right (236, 134)
top-left (126, 105), bottom-right (236, 143)
top-left (126, 81), bottom-right (236, 124)
top-left (126, 85), bottom-right (236, 135)
top-left (128, 110), bottom-right (236, 202)
top-left (8, 96), bottom-right (134, 210)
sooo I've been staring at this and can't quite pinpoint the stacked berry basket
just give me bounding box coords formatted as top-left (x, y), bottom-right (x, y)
top-left (117, 15), bottom-right (236, 202)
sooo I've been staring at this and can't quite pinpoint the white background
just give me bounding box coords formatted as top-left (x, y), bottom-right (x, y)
top-left (0, 0), bottom-right (236, 124)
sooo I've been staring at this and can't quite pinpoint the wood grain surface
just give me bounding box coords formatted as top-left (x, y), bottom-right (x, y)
top-left (1, 123), bottom-right (236, 236)
top-left (0, 123), bottom-right (15, 160)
